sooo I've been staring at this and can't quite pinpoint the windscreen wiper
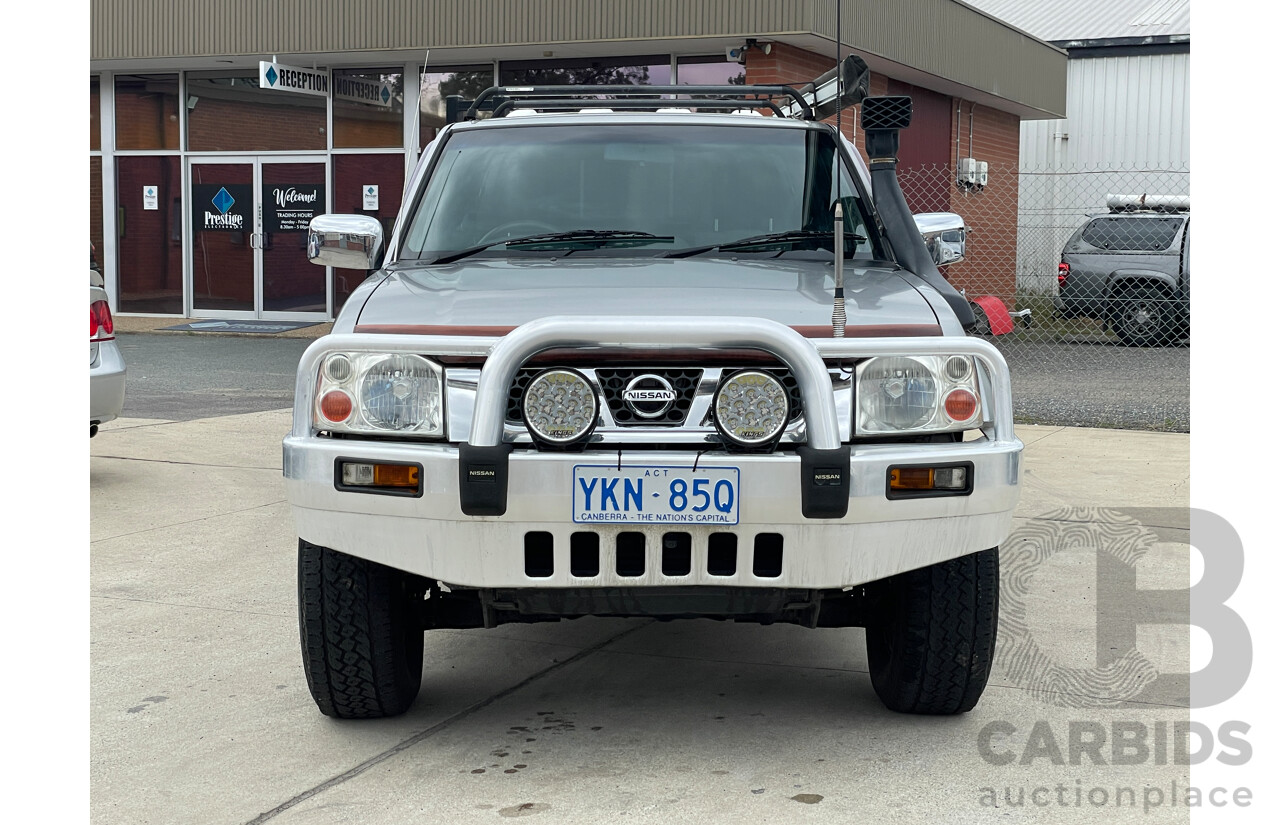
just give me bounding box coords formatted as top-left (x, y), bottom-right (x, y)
top-left (663, 229), bottom-right (866, 258)
top-left (429, 230), bottom-right (675, 265)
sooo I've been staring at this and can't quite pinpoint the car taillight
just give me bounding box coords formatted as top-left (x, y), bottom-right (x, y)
top-left (1057, 262), bottom-right (1069, 286)
top-left (91, 300), bottom-right (114, 342)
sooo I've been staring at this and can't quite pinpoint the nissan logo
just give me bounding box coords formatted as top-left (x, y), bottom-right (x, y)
top-left (623, 375), bottom-right (677, 418)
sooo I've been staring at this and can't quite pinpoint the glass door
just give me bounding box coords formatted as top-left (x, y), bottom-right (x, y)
top-left (261, 160), bottom-right (327, 318)
top-left (189, 157), bottom-right (329, 319)
top-left (191, 158), bottom-right (255, 316)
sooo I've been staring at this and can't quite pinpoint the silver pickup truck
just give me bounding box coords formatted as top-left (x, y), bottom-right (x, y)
top-left (284, 60), bottom-right (1022, 720)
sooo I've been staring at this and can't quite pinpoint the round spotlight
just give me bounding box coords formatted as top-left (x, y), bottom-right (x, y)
top-left (522, 369), bottom-right (598, 446)
top-left (714, 370), bottom-right (790, 448)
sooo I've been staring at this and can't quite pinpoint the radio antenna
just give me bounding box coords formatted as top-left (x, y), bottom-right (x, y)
top-left (831, 1), bottom-right (846, 337)
top-left (410, 48), bottom-right (430, 160)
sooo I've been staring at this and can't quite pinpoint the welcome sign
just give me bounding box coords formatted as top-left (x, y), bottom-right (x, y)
top-left (265, 184), bottom-right (326, 232)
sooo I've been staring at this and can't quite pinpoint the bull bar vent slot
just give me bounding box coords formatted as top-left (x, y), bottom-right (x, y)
top-left (708, 534), bottom-right (738, 576)
top-left (524, 532), bottom-right (554, 578)
top-left (661, 532), bottom-right (693, 576)
top-left (753, 534), bottom-right (784, 578)
top-left (570, 533), bottom-right (601, 577)
top-left (616, 533), bottom-right (646, 577)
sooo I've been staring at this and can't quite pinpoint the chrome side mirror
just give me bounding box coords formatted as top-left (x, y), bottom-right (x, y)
top-left (307, 214), bottom-right (384, 269)
top-left (913, 212), bottom-right (966, 267)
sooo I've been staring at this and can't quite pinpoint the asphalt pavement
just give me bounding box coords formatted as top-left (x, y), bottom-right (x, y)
top-left (91, 407), bottom-right (1193, 824)
top-left (1002, 340), bottom-right (1189, 432)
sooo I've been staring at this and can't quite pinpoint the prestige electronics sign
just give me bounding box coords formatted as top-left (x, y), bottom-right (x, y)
top-left (193, 184), bottom-right (251, 232)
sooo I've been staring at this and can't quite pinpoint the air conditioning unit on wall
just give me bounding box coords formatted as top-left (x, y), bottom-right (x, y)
top-left (957, 158), bottom-right (988, 192)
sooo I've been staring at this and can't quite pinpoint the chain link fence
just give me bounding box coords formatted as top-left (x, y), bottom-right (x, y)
top-left (896, 162), bottom-right (1190, 432)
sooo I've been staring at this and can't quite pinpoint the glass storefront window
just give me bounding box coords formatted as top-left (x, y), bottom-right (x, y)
top-left (333, 69), bottom-right (404, 149)
top-left (116, 156), bottom-right (184, 314)
top-left (90, 77), bottom-right (101, 151)
top-left (332, 154), bottom-right (406, 313)
top-left (114, 74), bottom-right (180, 150)
top-left (90, 157), bottom-right (103, 270)
top-left (676, 56), bottom-right (745, 86)
top-left (187, 71), bottom-right (326, 151)
top-left (418, 66), bottom-right (494, 148)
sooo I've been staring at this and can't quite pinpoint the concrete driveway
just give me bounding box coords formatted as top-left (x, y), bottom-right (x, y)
top-left (91, 412), bottom-right (1191, 824)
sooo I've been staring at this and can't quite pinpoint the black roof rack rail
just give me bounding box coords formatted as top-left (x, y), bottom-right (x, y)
top-left (489, 97), bottom-right (786, 119)
top-left (461, 84), bottom-right (815, 122)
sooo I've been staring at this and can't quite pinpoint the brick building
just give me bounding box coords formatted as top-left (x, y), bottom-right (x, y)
top-left (90, 0), bottom-right (1066, 321)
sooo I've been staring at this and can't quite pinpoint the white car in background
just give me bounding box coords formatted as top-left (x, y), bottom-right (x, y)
top-left (90, 269), bottom-right (126, 437)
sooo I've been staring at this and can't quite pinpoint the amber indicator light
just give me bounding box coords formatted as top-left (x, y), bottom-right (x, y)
top-left (373, 464), bottom-right (420, 488)
top-left (889, 467), bottom-right (934, 490)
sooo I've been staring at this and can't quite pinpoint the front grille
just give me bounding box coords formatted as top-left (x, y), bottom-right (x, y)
top-left (505, 369), bottom-right (538, 423)
top-left (597, 368), bottom-right (701, 426)
top-left (505, 367), bottom-right (702, 426)
top-left (504, 365), bottom-right (824, 428)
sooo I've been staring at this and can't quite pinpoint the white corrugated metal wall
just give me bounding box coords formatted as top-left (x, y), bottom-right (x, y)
top-left (1017, 51), bottom-right (1190, 293)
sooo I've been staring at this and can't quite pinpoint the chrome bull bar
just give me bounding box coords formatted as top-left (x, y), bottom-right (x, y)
top-left (291, 317), bottom-right (1016, 519)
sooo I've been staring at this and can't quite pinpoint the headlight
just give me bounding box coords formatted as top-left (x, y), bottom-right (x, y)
top-left (521, 369), bottom-right (598, 446)
top-left (714, 370), bottom-right (790, 449)
top-left (313, 352), bottom-right (444, 438)
top-left (856, 355), bottom-right (982, 435)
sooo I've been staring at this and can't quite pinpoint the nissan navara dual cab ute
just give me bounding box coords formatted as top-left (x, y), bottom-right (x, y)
top-left (285, 63), bottom-right (1022, 720)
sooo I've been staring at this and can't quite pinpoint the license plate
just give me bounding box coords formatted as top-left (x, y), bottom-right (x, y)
top-left (572, 465), bottom-right (740, 525)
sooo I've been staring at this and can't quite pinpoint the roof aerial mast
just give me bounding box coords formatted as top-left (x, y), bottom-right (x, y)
top-left (832, 0), bottom-right (846, 338)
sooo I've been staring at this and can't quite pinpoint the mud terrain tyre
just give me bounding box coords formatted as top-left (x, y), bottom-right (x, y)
top-left (864, 548), bottom-right (998, 715)
top-left (298, 540), bottom-right (427, 718)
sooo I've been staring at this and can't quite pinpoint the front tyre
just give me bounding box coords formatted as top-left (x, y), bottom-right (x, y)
top-left (865, 548), bottom-right (998, 715)
top-left (298, 540), bottom-right (427, 719)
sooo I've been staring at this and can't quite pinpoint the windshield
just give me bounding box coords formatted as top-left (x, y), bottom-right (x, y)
top-left (400, 122), bottom-right (882, 261)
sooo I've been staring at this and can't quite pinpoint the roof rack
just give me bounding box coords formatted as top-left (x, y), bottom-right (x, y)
top-left (457, 84), bottom-right (814, 122)
top-left (489, 97), bottom-right (785, 118)
top-left (1105, 194), bottom-right (1190, 214)
top-left (446, 55), bottom-right (873, 125)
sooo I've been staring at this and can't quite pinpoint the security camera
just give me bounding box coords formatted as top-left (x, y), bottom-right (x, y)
top-left (728, 40), bottom-right (772, 64)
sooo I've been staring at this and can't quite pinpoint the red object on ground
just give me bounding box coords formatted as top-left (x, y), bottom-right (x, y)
top-left (969, 295), bottom-right (1014, 335)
